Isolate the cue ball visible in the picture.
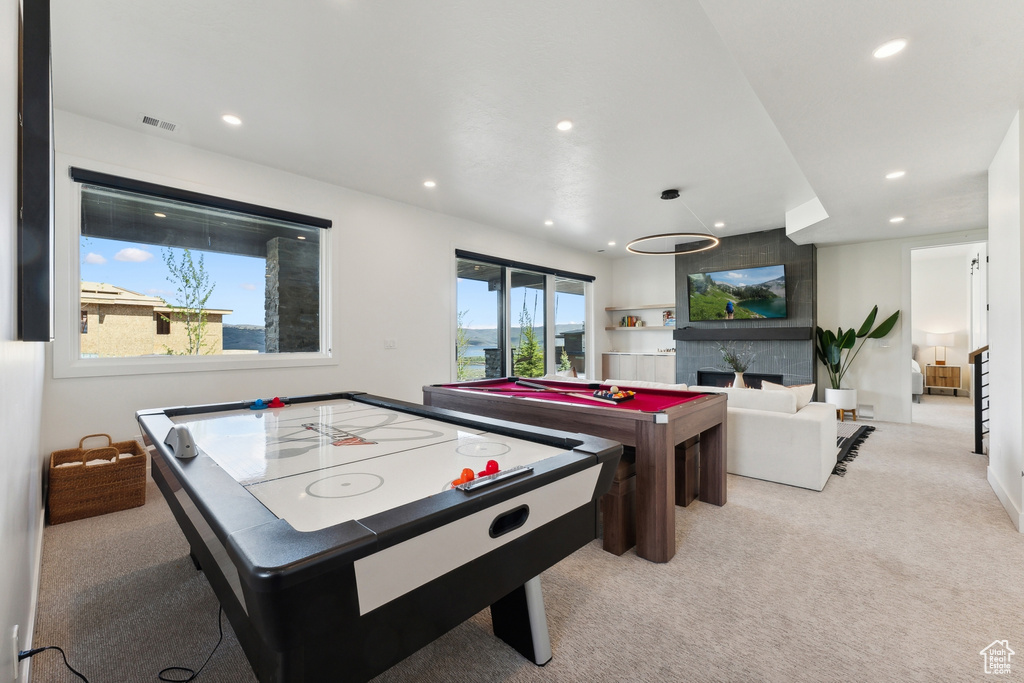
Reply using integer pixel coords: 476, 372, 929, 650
609, 386, 619, 393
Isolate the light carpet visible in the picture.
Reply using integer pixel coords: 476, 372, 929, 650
29, 395, 1023, 682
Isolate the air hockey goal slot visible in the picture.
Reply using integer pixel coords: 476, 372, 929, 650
489, 505, 530, 538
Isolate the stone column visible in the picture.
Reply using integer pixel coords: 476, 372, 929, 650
484, 348, 502, 378
265, 237, 319, 353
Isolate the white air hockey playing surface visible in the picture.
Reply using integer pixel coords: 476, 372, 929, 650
172, 398, 564, 532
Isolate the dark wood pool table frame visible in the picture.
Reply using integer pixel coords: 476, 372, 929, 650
423, 379, 728, 563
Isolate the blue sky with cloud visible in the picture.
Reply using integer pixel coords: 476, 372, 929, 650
80, 237, 267, 325
708, 265, 784, 287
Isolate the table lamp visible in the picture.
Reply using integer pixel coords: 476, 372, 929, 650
926, 332, 954, 365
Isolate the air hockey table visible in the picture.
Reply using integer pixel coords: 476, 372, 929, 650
423, 377, 728, 563
136, 392, 621, 683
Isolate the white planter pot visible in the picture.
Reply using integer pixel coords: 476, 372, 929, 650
733, 372, 746, 389
825, 388, 857, 411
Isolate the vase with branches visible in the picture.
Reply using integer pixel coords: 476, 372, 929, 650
718, 342, 755, 373
718, 342, 755, 388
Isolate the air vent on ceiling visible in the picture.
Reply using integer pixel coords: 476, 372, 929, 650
138, 114, 178, 133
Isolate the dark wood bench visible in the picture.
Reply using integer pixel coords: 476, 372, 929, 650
600, 436, 699, 555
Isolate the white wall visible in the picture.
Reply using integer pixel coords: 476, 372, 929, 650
605, 254, 676, 353
986, 111, 1023, 531
43, 111, 613, 454
0, 0, 47, 677
818, 229, 987, 424
910, 244, 976, 396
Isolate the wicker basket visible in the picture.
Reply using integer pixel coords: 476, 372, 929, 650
48, 433, 147, 525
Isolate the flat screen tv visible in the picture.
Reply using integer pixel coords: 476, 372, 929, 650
687, 265, 787, 321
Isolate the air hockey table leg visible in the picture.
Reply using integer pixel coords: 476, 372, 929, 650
489, 575, 552, 665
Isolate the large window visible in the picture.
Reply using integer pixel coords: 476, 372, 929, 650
555, 276, 586, 376
72, 170, 328, 363
455, 252, 591, 380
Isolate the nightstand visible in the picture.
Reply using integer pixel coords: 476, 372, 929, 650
925, 365, 961, 396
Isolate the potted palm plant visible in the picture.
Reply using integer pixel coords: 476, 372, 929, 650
815, 306, 900, 412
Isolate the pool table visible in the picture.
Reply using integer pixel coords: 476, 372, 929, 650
423, 377, 728, 563
137, 391, 621, 683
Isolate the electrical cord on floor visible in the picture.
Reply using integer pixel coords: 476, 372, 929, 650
158, 606, 225, 682
18, 645, 89, 682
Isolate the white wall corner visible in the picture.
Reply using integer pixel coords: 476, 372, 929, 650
785, 197, 828, 238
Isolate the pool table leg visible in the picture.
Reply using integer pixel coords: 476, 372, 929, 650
490, 576, 552, 665
634, 422, 676, 563
698, 422, 727, 506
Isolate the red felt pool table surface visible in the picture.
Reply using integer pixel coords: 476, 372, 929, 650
423, 377, 728, 563
433, 378, 707, 413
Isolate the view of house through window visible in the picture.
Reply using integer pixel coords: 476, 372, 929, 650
78, 183, 322, 358
456, 255, 588, 380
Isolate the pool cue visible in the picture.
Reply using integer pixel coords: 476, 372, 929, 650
513, 381, 626, 405
455, 384, 622, 405
514, 379, 602, 391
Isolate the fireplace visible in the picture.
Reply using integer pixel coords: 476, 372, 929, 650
697, 371, 783, 389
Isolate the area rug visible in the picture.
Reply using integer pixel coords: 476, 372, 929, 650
833, 423, 875, 476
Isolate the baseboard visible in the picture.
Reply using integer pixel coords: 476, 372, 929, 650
987, 466, 1023, 532
20, 507, 46, 682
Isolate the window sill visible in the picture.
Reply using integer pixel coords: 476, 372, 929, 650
52, 350, 336, 379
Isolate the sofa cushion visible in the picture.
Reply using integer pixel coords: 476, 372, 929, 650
761, 380, 815, 411
689, 385, 797, 414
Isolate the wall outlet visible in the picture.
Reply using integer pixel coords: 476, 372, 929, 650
383, 339, 397, 350
10, 625, 18, 682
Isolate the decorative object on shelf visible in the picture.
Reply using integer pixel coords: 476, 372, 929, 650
663, 310, 675, 326
718, 341, 755, 388
816, 305, 900, 418
626, 189, 721, 255
926, 331, 954, 365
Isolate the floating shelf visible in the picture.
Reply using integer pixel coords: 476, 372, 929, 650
606, 326, 674, 331
605, 303, 674, 312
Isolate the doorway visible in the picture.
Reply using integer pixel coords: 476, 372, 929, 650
909, 242, 987, 426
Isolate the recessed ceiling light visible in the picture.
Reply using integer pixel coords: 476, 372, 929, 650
221, 114, 242, 126
296, 236, 306, 240
556, 120, 573, 131
886, 170, 906, 179
423, 180, 436, 188
890, 216, 905, 223
873, 39, 907, 59
153, 212, 166, 218
544, 220, 554, 226
608, 241, 616, 246
714, 222, 725, 228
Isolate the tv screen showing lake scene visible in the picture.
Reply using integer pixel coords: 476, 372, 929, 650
687, 265, 787, 321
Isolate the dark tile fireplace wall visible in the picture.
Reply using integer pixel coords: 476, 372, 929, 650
674, 228, 817, 390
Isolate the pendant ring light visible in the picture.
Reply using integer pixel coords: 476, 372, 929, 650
626, 232, 720, 255
626, 188, 721, 255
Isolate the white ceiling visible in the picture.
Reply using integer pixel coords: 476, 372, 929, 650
50, 0, 1024, 256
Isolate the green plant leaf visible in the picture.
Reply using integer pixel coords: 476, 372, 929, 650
856, 306, 878, 337
838, 328, 856, 349
867, 310, 900, 338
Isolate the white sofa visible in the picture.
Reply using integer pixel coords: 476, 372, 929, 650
689, 385, 839, 491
